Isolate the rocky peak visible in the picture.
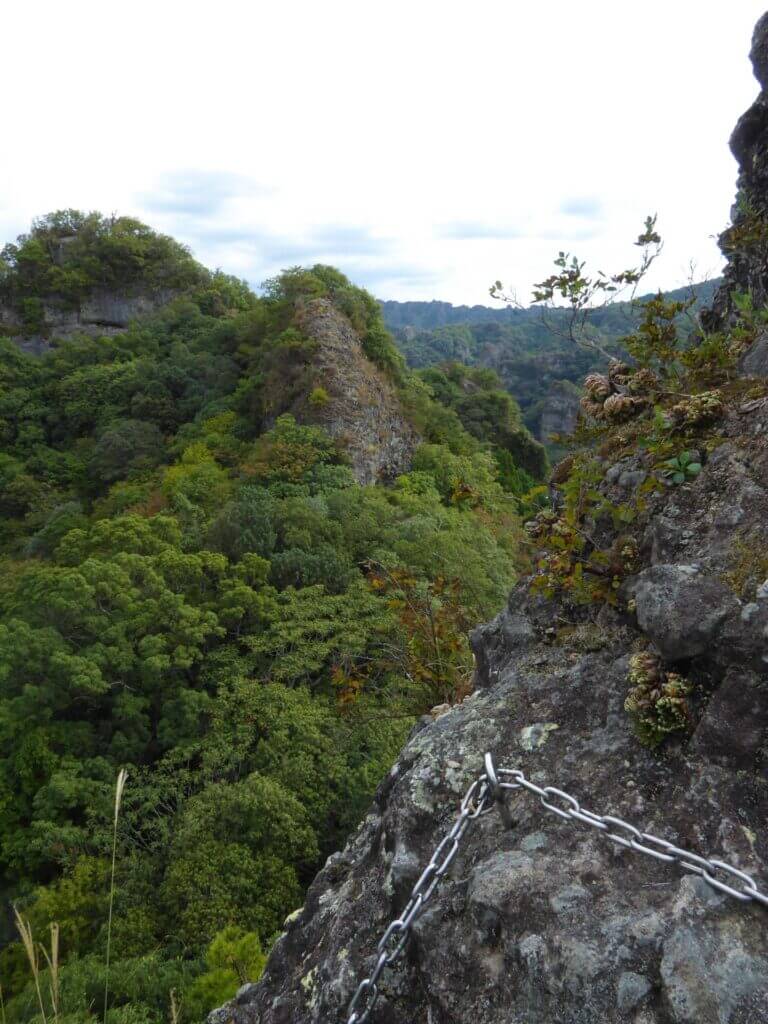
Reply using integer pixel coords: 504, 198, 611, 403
274, 296, 420, 485
0, 210, 203, 354
703, 14, 768, 332
750, 12, 768, 88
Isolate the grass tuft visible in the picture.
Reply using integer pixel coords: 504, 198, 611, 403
13, 909, 47, 1024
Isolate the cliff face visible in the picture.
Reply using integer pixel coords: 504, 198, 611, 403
212, 18, 768, 1024
275, 297, 420, 485
529, 380, 581, 445
704, 12, 768, 335
0, 288, 176, 355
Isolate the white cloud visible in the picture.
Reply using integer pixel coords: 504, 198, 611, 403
1, 0, 765, 303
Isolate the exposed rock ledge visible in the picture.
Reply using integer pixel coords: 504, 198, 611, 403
278, 297, 420, 485
213, 639, 768, 1023
0, 288, 176, 354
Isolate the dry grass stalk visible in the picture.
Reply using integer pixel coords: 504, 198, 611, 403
104, 768, 128, 1024
169, 988, 181, 1024
13, 909, 47, 1024
39, 923, 61, 1023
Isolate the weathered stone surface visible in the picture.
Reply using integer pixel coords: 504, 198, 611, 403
660, 919, 768, 1023
703, 13, 768, 335
625, 564, 740, 661
1, 287, 176, 353
617, 971, 652, 1013
691, 668, 768, 768
286, 297, 420, 484
738, 329, 768, 378
215, 618, 767, 1024
643, 516, 684, 565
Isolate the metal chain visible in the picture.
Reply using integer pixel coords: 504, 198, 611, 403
345, 753, 767, 1024
345, 772, 493, 1023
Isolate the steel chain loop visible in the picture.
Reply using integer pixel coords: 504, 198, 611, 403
346, 756, 767, 1023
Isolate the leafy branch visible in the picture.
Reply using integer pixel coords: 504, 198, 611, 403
491, 215, 662, 359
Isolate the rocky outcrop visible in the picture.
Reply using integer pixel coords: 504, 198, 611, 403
0, 288, 176, 354
212, 362, 768, 1024
703, 13, 768, 331
530, 381, 581, 444
288, 298, 420, 485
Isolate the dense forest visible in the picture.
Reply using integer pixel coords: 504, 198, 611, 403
0, 213, 545, 1023
382, 281, 721, 437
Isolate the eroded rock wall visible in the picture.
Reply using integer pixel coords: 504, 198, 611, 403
703, 12, 768, 331
286, 297, 420, 485
0, 288, 177, 354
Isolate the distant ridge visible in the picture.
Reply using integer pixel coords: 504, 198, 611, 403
380, 279, 722, 330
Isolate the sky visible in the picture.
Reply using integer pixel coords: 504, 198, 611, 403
2, 1, 767, 305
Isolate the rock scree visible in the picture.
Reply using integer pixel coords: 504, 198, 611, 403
210, 18, 768, 1024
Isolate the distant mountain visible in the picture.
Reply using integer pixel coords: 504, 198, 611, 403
381, 280, 722, 451
380, 280, 721, 333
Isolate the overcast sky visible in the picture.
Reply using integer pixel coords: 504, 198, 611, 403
2, 1, 766, 304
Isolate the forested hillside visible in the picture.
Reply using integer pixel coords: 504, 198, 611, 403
0, 212, 544, 1023
382, 280, 721, 443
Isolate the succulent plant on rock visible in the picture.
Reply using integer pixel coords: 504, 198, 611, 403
624, 651, 693, 747
627, 367, 660, 394
584, 373, 613, 400
580, 364, 652, 424
608, 360, 633, 387
670, 390, 724, 427
580, 395, 608, 420
603, 393, 646, 421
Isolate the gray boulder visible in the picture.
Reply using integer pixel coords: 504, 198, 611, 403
624, 564, 740, 661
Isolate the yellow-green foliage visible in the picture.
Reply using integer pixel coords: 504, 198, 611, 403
669, 391, 724, 428
722, 533, 768, 598
624, 652, 692, 748
526, 454, 639, 605
184, 927, 267, 1019
308, 385, 330, 408
162, 444, 232, 513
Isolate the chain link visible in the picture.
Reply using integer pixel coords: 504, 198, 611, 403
497, 766, 768, 908
345, 774, 492, 1023
346, 754, 767, 1023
